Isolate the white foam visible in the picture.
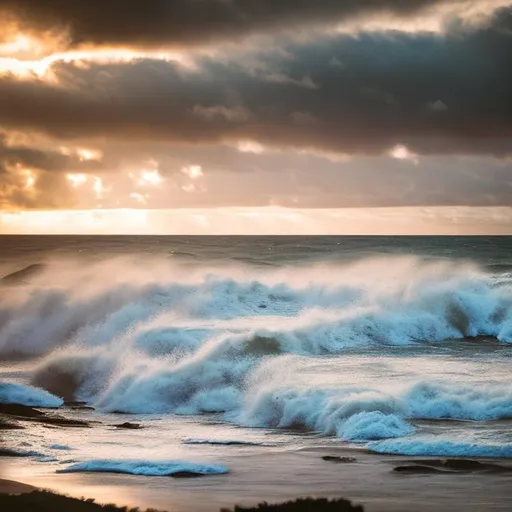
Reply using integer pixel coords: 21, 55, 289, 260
369, 438, 512, 458
338, 412, 414, 440
58, 459, 229, 476
0, 256, 510, 445
0, 381, 63, 407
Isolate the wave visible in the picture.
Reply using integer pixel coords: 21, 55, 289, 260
0, 255, 510, 360
0, 381, 63, 408
1, 256, 511, 450
57, 459, 228, 476
369, 439, 512, 458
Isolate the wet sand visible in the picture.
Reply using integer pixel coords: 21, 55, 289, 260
2, 448, 512, 512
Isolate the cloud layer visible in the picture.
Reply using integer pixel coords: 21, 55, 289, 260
0, 0, 511, 220
0, 0, 471, 48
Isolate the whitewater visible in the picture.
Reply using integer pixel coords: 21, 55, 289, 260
1, 235, 511, 479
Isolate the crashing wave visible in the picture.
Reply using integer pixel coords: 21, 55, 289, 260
0, 256, 510, 444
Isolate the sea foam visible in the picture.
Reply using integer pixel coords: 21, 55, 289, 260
369, 439, 512, 458
58, 459, 228, 476
0, 256, 510, 449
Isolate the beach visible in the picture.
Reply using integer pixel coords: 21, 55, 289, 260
2, 447, 512, 511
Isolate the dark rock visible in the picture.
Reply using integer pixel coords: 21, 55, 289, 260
171, 471, 207, 478
393, 465, 448, 474
442, 459, 496, 471
0, 417, 24, 430
71, 406, 96, 411
258, 304, 268, 309
114, 422, 142, 429
37, 416, 91, 428
0, 448, 31, 457
0, 404, 45, 418
222, 497, 364, 512
0, 404, 90, 428
322, 456, 357, 463
398, 459, 512, 474
64, 401, 88, 407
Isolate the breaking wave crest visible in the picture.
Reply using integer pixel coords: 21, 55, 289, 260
1, 255, 511, 446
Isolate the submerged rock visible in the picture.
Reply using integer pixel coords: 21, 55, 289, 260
395, 459, 512, 474
114, 422, 142, 429
393, 465, 448, 474
0, 448, 31, 457
322, 456, 357, 463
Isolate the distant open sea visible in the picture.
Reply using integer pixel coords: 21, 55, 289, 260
1, 236, 511, 510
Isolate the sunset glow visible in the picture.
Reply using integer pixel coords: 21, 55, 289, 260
0, 1, 511, 234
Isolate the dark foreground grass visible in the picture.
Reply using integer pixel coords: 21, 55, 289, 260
0, 491, 364, 512
222, 497, 364, 511
0, 491, 163, 512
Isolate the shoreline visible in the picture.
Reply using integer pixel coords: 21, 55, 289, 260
2, 449, 512, 512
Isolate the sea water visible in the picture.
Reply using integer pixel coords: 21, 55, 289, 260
0, 236, 511, 483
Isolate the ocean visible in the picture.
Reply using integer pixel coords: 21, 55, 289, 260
1, 236, 511, 511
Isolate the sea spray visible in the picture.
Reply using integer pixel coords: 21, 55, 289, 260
1, 255, 510, 442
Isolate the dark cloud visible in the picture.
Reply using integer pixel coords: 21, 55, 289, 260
2, 17, 512, 157
0, 134, 107, 208
0, 0, 454, 47
0, 134, 103, 173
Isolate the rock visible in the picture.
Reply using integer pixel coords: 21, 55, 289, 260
442, 459, 492, 471
0, 403, 90, 428
114, 422, 142, 429
171, 471, 207, 478
0, 448, 31, 457
64, 401, 88, 407
0, 417, 24, 430
440, 459, 512, 473
0, 404, 45, 418
37, 416, 91, 428
396, 459, 512, 474
393, 465, 447, 474
322, 456, 357, 463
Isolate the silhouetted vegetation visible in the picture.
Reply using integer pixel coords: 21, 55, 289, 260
0, 492, 365, 512
0, 491, 163, 512
222, 497, 364, 512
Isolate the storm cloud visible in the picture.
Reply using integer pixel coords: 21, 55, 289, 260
2, 18, 512, 157
0, 1, 511, 219
0, 0, 475, 48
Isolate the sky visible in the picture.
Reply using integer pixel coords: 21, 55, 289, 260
0, 0, 511, 234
